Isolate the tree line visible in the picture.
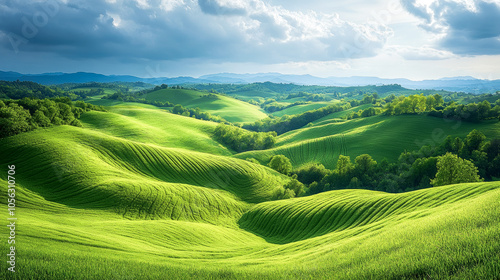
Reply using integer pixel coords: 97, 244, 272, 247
172, 104, 228, 123
104, 91, 175, 107
213, 123, 276, 152
261, 99, 308, 113
0, 97, 106, 138
243, 103, 352, 135
0, 80, 105, 100
253, 129, 499, 196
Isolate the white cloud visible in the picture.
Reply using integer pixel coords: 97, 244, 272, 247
160, 0, 184, 12
387, 45, 456, 60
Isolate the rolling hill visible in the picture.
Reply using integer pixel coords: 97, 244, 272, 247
271, 102, 336, 117
236, 114, 500, 169
1, 170, 498, 279
79, 103, 232, 156
1, 95, 500, 279
141, 88, 268, 123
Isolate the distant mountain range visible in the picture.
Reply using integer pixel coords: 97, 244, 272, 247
1, 70, 500, 94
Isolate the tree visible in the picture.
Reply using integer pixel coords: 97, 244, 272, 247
431, 153, 483, 187
433, 94, 444, 107
354, 154, 377, 175
336, 155, 354, 175
361, 107, 376, 117
284, 179, 305, 197
294, 163, 329, 185
32, 110, 51, 127
268, 155, 292, 175
464, 129, 486, 152
0, 103, 31, 137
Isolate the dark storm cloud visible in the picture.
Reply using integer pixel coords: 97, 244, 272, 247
0, 0, 129, 57
401, 0, 500, 55
0, 0, 391, 63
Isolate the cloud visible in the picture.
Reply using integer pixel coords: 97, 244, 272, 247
387, 45, 456, 60
0, 0, 392, 64
401, 0, 500, 55
198, 0, 247, 16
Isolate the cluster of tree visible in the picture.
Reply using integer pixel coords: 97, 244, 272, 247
243, 103, 351, 134
286, 129, 498, 195
71, 88, 105, 99
150, 84, 188, 91
429, 101, 500, 122
348, 93, 380, 106
171, 104, 227, 123
0, 80, 76, 100
346, 107, 383, 119
213, 123, 276, 152
383, 94, 444, 115
458, 92, 500, 105
261, 155, 305, 199
201, 93, 219, 99
152, 84, 169, 91
343, 94, 500, 123
0, 97, 105, 138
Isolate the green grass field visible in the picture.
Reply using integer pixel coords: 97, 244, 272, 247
271, 101, 337, 117
1, 169, 499, 279
312, 104, 374, 125
1, 103, 499, 279
141, 88, 268, 123
237, 114, 500, 169
80, 103, 232, 156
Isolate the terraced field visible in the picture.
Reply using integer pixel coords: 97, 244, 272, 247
141, 88, 268, 123
237, 114, 500, 169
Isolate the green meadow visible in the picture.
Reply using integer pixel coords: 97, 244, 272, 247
1, 93, 499, 279
237, 114, 500, 169
141, 88, 268, 123
271, 102, 335, 117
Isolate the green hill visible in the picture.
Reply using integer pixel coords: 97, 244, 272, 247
312, 103, 374, 125
271, 102, 335, 117
0, 126, 290, 223
1, 173, 499, 279
80, 103, 231, 155
236, 114, 500, 169
141, 88, 268, 123
1, 97, 500, 279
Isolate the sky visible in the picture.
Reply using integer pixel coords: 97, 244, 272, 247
0, 0, 499, 80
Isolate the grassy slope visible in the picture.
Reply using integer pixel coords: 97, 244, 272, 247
0, 127, 290, 223
271, 102, 335, 117
1, 177, 499, 279
1, 108, 499, 279
312, 103, 374, 125
142, 88, 268, 123
236, 114, 500, 169
80, 103, 231, 156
